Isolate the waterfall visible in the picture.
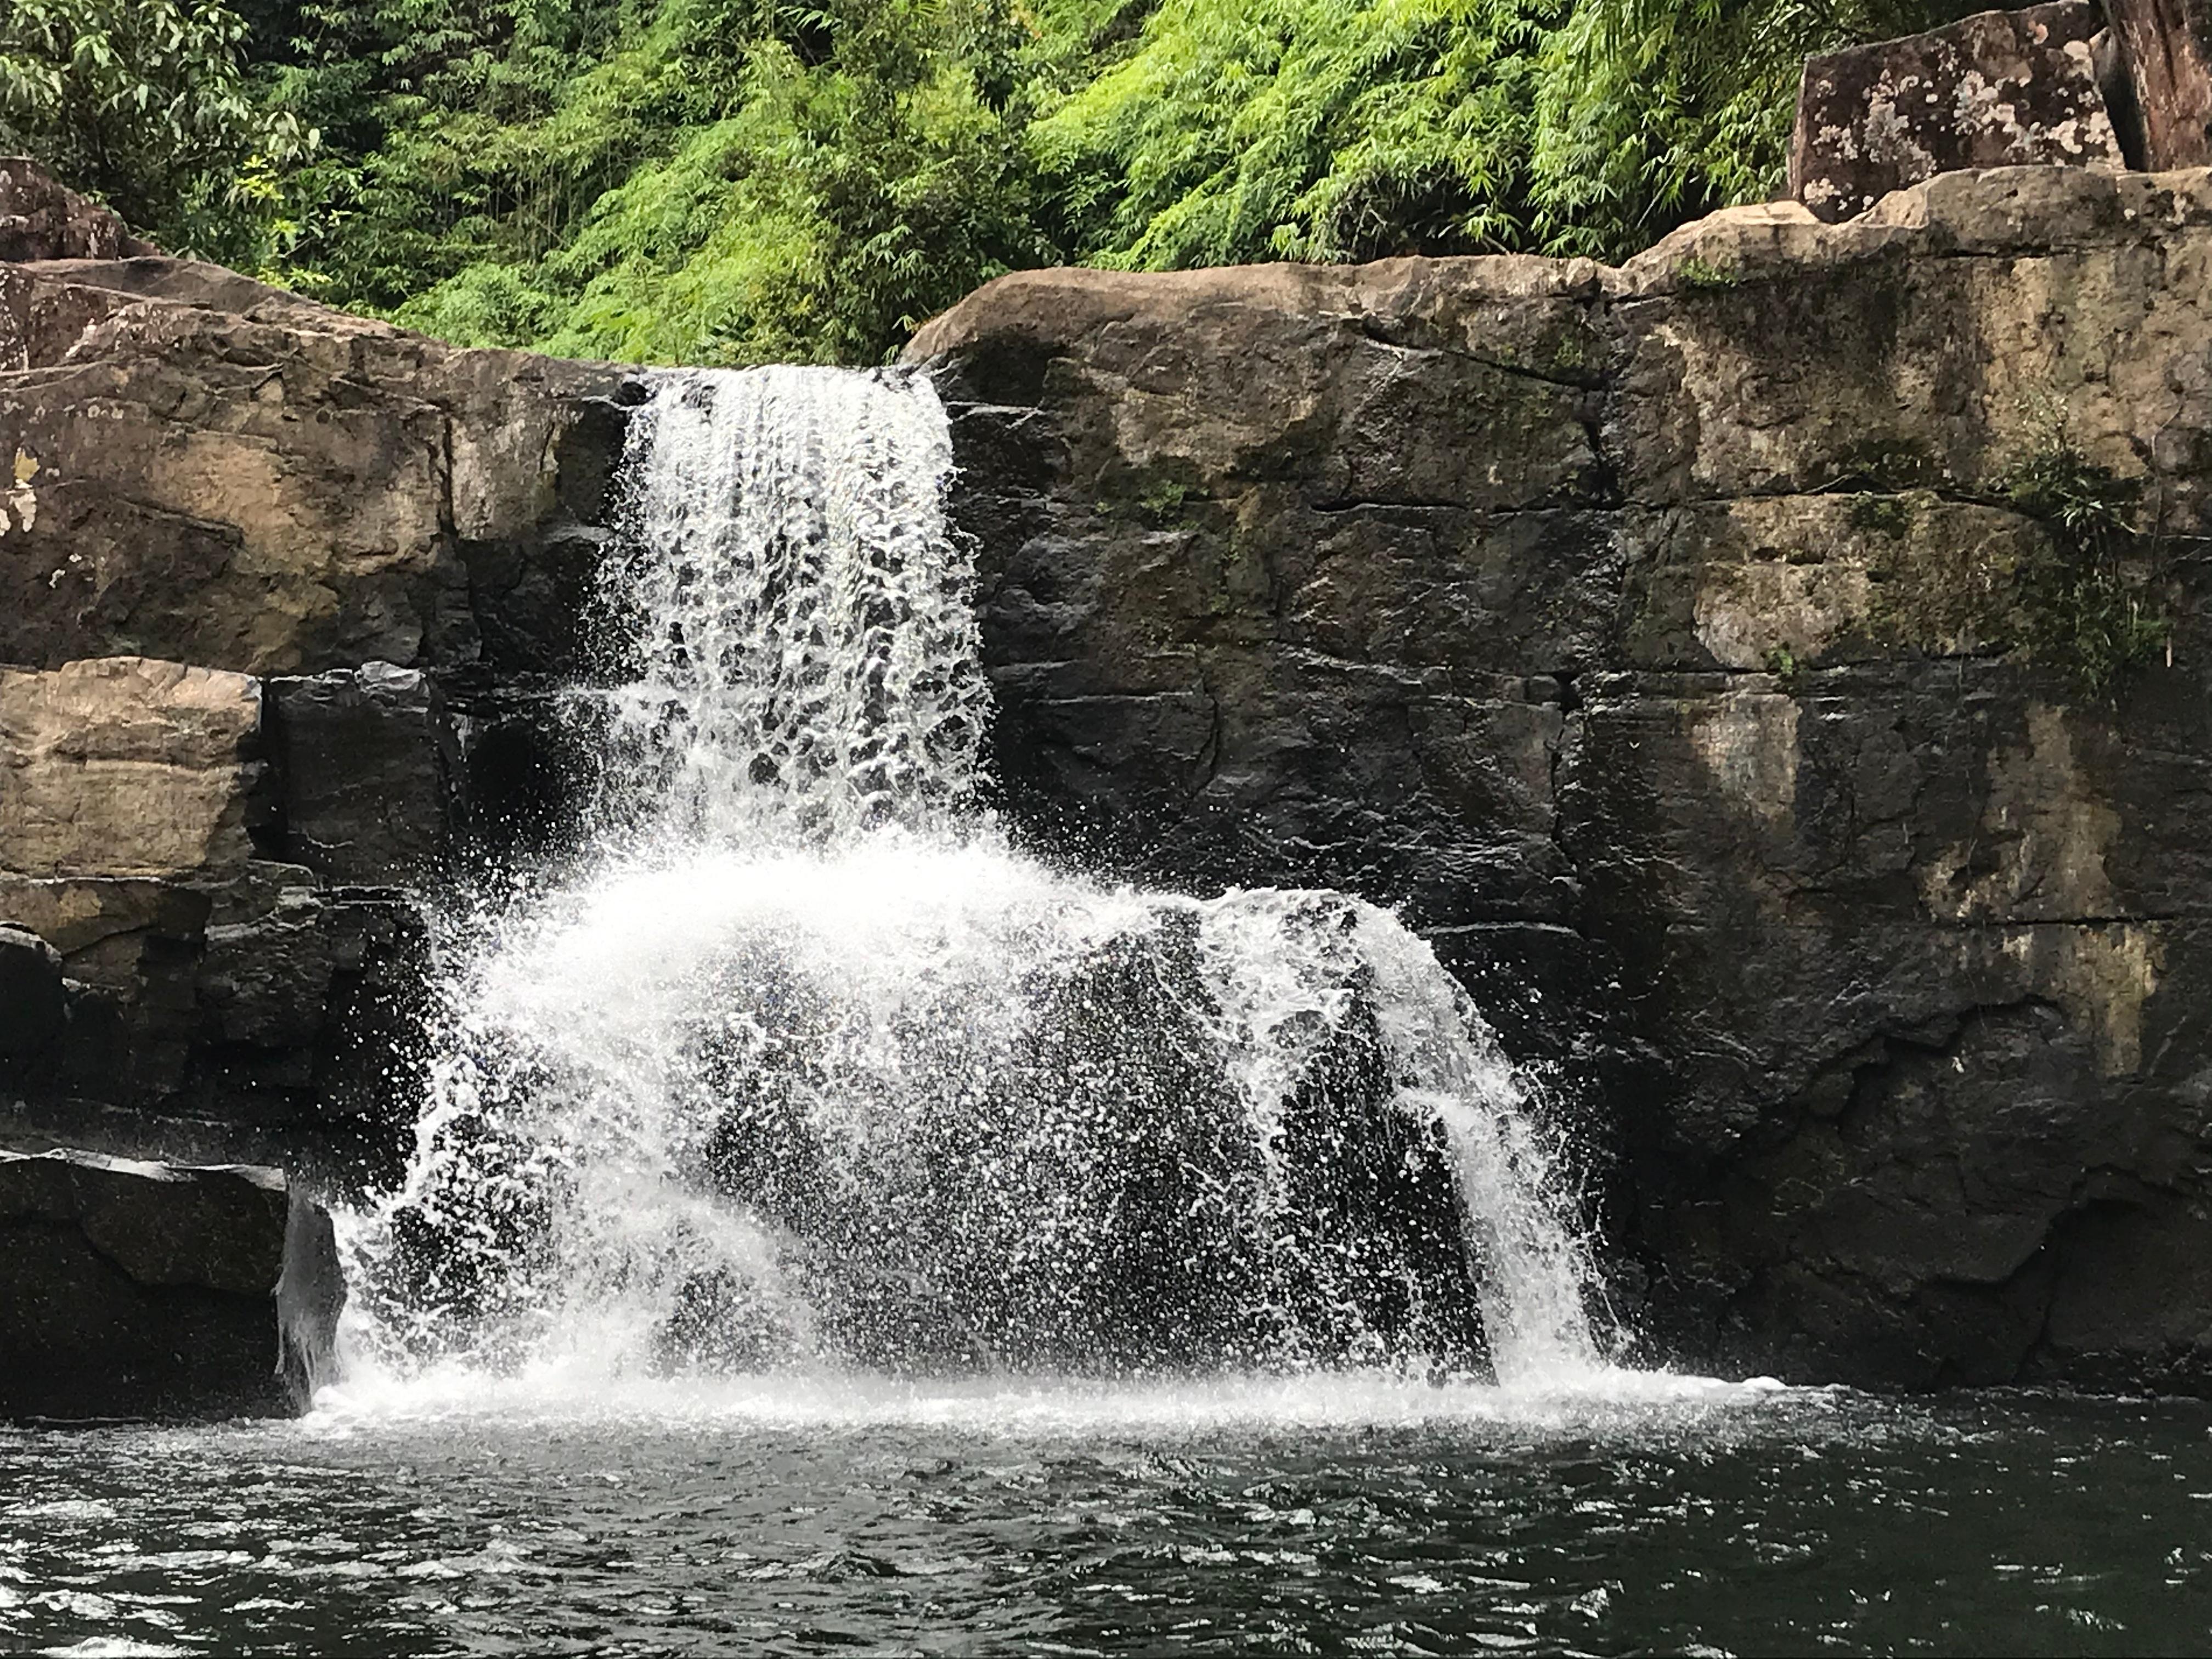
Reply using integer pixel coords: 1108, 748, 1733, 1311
592, 368, 988, 843
337, 366, 1608, 1391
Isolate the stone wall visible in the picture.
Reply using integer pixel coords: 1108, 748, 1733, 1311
907, 165, 2212, 1390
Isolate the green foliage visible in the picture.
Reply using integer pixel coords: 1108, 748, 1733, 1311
1674, 253, 1739, 289
0, 0, 309, 261
1030, 0, 1555, 268
1137, 477, 1193, 520
515, 9, 1052, 366
1032, 0, 1968, 269
18, 0, 1984, 362
257, 0, 1052, 364
1523, 0, 1953, 258
2004, 444, 2171, 700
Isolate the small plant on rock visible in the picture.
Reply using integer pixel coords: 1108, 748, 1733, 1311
1675, 255, 1741, 291
1138, 478, 1193, 522
2002, 442, 2171, 700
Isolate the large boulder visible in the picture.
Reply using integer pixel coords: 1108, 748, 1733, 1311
1790, 4, 2123, 222
0, 1148, 343, 1419
907, 163, 2212, 1390
0, 163, 630, 679
0, 657, 261, 879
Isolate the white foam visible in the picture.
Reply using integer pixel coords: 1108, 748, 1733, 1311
306, 1363, 1781, 1438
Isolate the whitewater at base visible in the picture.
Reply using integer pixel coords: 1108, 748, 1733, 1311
331, 363, 1637, 1411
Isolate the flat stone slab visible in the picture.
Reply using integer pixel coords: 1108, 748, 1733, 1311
1791, 2, 2123, 222
0, 1149, 343, 1420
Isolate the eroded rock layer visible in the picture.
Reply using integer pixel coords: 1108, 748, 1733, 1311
906, 164, 2212, 1390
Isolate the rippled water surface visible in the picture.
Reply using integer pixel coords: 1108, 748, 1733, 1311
3, 1378, 2209, 1656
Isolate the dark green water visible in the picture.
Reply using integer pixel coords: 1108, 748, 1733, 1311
3, 1376, 2207, 1657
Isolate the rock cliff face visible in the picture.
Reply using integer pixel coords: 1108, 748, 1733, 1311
12, 154, 2212, 1390
907, 165, 2212, 1389
0, 162, 628, 1178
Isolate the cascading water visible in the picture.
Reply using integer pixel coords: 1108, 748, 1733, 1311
336, 365, 1610, 1393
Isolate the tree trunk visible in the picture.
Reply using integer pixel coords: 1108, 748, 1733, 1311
2106, 0, 2212, 167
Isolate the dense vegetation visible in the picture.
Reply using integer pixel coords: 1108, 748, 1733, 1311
3, 0, 1967, 364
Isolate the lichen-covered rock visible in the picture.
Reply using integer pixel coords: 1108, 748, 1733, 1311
908, 163, 2212, 1391
0, 1149, 342, 1419
1790, 4, 2122, 223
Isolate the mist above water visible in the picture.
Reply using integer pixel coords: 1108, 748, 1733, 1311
336, 366, 1612, 1400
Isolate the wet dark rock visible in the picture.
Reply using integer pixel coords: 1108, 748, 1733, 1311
456, 389, 637, 680
1790, 3, 2123, 222
0, 865, 428, 1182
668, 905, 1489, 1374
0, 1149, 342, 1419
910, 163, 2212, 1391
266, 663, 456, 883
444, 684, 608, 868
0, 925, 65, 1070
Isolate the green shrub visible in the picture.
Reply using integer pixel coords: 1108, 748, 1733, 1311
263, 0, 1052, 364
1032, 0, 1973, 269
